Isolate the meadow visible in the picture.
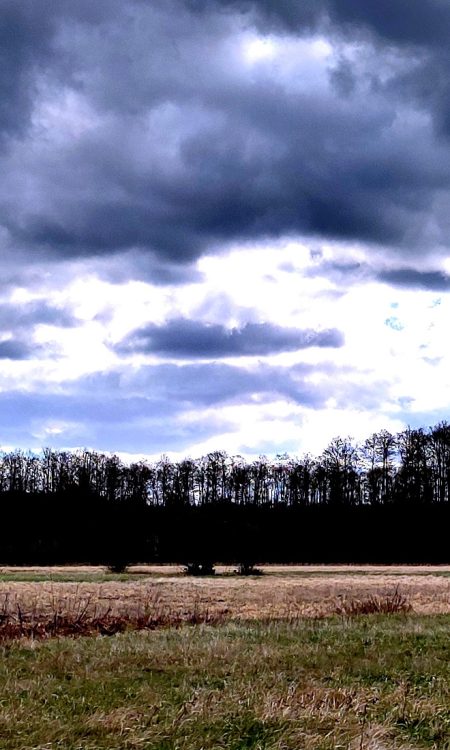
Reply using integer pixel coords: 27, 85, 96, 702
0, 566, 448, 749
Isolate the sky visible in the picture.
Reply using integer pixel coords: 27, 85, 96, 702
1, 0, 450, 461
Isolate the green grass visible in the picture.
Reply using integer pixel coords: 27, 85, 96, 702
0, 615, 448, 749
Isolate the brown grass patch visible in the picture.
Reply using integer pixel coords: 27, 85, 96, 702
333, 588, 413, 616
0, 566, 448, 640
0, 587, 229, 640
1, 563, 450, 575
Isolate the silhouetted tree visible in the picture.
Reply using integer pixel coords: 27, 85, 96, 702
0, 420, 448, 564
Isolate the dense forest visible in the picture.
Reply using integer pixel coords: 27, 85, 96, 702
1, 422, 449, 564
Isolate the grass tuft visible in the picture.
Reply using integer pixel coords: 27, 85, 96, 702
333, 588, 413, 617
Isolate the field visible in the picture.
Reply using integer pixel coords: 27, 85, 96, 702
0, 567, 448, 749
0, 565, 449, 625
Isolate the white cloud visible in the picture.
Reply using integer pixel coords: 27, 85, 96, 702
3, 235, 450, 456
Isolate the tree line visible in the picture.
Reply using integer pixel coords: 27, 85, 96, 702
0, 422, 449, 564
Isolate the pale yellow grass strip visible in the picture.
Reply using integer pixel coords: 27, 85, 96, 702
0, 570, 448, 622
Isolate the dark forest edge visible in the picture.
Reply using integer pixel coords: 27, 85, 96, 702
1, 422, 450, 565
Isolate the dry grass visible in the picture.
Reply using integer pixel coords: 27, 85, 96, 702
333, 588, 413, 616
0, 566, 446, 640
0, 590, 228, 640
1, 564, 450, 575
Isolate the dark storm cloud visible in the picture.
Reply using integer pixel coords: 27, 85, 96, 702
0, 0, 123, 142
0, 0, 54, 141
0, 0, 450, 278
189, 0, 450, 139
378, 268, 450, 291
327, 1, 450, 48
116, 319, 344, 358
189, 0, 450, 47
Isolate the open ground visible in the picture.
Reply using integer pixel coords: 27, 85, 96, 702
0, 567, 448, 750
0, 565, 448, 623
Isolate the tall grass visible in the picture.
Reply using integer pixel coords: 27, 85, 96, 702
333, 588, 413, 616
0, 589, 229, 640
0, 586, 415, 641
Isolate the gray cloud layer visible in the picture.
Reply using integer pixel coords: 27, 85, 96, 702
0, 357, 382, 452
117, 319, 344, 358
378, 268, 450, 291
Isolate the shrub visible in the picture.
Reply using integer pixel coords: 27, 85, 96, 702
183, 561, 215, 576
235, 562, 263, 576
106, 560, 129, 574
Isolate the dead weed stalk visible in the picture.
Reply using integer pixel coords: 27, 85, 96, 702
0, 590, 228, 641
334, 587, 413, 617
